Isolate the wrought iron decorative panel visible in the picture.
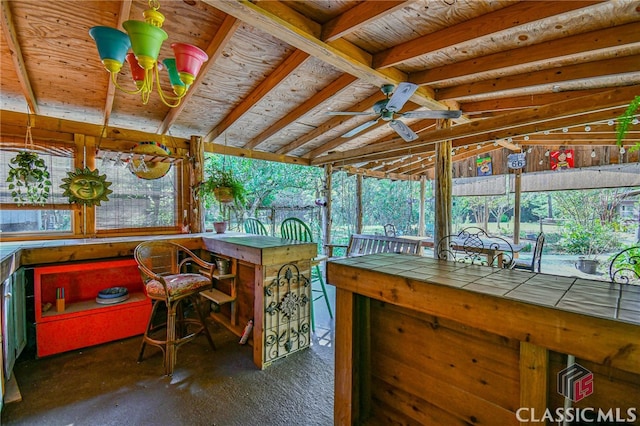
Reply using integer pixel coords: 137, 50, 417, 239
263, 262, 311, 364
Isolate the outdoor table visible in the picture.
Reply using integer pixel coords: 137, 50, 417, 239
327, 253, 639, 425
400, 235, 523, 265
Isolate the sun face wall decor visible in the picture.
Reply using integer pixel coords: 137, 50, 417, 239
61, 167, 113, 206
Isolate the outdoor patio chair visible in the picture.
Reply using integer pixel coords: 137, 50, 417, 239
383, 223, 397, 237
609, 246, 640, 285
280, 217, 333, 331
244, 217, 268, 236
513, 232, 545, 273
134, 241, 216, 375
436, 226, 515, 269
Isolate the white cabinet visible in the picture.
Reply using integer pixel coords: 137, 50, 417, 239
2, 267, 26, 381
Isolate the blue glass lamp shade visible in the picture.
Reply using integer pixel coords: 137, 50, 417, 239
122, 20, 167, 70
89, 26, 132, 74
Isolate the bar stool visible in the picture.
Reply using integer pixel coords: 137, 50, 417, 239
134, 241, 216, 376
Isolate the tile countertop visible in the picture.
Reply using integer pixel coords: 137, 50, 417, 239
328, 253, 640, 327
0, 232, 247, 281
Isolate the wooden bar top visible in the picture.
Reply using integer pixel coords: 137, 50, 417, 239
202, 234, 317, 266
327, 253, 640, 373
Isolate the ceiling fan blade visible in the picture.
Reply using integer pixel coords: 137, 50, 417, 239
400, 109, 462, 119
342, 118, 380, 138
327, 111, 377, 116
389, 119, 418, 142
386, 82, 418, 112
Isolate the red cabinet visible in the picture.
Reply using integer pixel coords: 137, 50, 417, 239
34, 258, 151, 357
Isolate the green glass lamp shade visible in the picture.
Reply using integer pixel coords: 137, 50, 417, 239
122, 20, 167, 70
171, 43, 208, 86
162, 58, 185, 87
89, 26, 131, 73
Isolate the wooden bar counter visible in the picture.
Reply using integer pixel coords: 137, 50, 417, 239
202, 234, 317, 369
327, 253, 640, 425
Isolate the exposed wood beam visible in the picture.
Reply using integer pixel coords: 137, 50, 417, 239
1, 0, 39, 114
159, 14, 240, 135
411, 22, 640, 87
436, 55, 640, 102
206, 141, 310, 166
312, 86, 635, 166
277, 90, 382, 155
373, 1, 599, 69
101, 0, 132, 128
321, 1, 409, 42
205, 0, 451, 113
205, 49, 310, 142
338, 165, 419, 181
243, 74, 357, 150
461, 89, 610, 114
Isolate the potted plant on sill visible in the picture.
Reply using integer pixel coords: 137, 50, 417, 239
560, 221, 620, 275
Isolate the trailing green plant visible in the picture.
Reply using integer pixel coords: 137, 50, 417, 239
616, 95, 640, 150
6, 151, 52, 205
197, 167, 246, 208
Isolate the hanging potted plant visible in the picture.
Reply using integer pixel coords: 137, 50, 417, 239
6, 151, 52, 205
198, 167, 246, 206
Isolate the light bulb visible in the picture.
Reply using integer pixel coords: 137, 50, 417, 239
545, 150, 550, 157
585, 125, 591, 132
608, 120, 614, 126
620, 147, 626, 155
591, 150, 596, 158
524, 135, 529, 141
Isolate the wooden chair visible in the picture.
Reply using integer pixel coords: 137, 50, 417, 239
244, 217, 268, 235
513, 232, 545, 273
609, 246, 640, 285
134, 241, 216, 376
383, 223, 397, 237
436, 226, 515, 268
280, 217, 333, 331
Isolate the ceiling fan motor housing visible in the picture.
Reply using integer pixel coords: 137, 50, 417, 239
373, 99, 394, 120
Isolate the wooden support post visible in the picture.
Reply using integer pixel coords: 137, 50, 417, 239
418, 176, 426, 237
191, 135, 204, 233
334, 287, 357, 425
519, 341, 548, 425
514, 168, 522, 244
84, 135, 97, 237
324, 164, 333, 253
434, 119, 452, 256
73, 134, 86, 237
356, 174, 363, 234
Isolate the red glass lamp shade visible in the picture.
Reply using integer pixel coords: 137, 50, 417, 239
126, 53, 147, 88
171, 43, 208, 86
89, 26, 131, 73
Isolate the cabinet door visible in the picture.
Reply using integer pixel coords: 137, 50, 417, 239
2, 275, 15, 378
12, 268, 26, 356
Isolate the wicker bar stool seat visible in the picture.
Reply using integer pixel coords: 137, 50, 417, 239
134, 241, 216, 376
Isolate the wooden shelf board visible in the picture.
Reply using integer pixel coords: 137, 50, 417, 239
39, 291, 148, 321
200, 288, 235, 305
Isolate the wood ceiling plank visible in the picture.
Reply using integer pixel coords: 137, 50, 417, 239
243, 73, 358, 150
1, 0, 38, 114
411, 22, 640, 87
437, 55, 640, 102
321, 1, 410, 42
158, 14, 240, 135
461, 89, 611, 114
205, 49, 310, 142
311, 86, 635, 165
205, 0, 449, 112
102, 0, 132, 128
372, 1, 600, 70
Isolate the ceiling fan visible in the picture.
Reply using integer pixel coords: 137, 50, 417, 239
328, 82, 462, 142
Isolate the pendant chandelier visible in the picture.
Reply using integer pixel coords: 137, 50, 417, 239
89, 0, 208, 107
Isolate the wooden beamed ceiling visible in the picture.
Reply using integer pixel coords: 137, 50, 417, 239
0, 0, 639, 180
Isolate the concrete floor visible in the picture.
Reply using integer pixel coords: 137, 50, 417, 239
2, 285, 336, 426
